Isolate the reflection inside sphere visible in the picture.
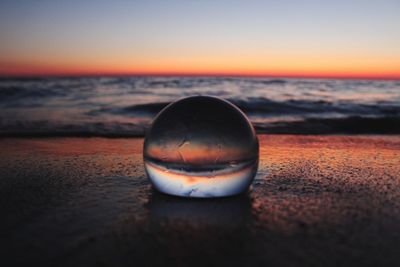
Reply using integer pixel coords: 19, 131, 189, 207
143, 96, 259, 198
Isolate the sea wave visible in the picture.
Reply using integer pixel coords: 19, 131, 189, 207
90, 98, 400, 117
0, 76, 399, 136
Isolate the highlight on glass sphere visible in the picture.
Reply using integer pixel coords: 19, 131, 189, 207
143, 96, 259, 198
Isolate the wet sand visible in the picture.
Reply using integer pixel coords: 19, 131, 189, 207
1, 135, 400, 266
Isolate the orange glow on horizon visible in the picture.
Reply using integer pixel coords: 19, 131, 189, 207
1, 57, 399, 80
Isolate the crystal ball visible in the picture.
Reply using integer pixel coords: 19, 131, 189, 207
143, 96, 259, 198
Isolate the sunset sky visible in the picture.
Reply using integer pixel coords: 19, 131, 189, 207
0, 0, 399, 79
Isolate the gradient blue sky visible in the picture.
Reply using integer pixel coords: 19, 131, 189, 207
1, 0, 399, 78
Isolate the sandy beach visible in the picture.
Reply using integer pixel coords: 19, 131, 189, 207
1, 134, 400, 266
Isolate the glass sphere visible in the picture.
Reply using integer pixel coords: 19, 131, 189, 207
143, 96, 259, 198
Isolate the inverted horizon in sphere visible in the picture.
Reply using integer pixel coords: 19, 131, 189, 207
143, 96, 259, 197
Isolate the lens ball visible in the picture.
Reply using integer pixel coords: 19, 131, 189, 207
143, 96, 259, 198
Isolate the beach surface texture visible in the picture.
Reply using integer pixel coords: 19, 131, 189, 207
2, 135, 400, 266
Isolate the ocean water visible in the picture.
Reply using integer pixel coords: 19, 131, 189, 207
0, 77, 399, 136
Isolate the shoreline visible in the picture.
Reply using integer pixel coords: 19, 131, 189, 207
2, 115, 400, 138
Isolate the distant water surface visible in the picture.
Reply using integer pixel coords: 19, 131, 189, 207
0, 77, 399, 136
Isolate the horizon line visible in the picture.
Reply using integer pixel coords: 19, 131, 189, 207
1, 72, 399, 81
